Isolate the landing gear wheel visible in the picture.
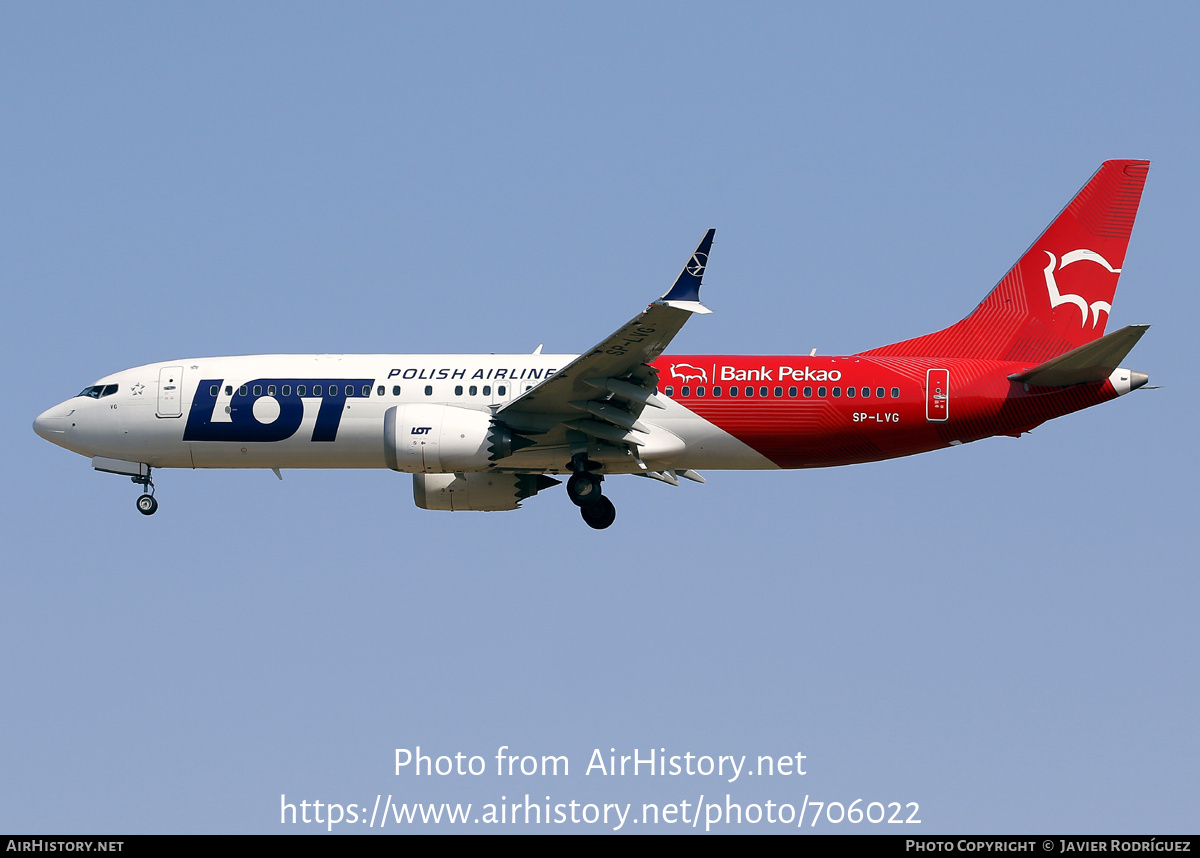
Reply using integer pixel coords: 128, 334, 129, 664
136, 494, 158, 516
566, 472, 602, 506
580, 496, 616, 530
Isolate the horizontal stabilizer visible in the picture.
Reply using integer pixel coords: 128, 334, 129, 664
1009, 324, 1149, 387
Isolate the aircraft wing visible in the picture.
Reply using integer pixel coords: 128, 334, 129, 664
492, 229, 714, 462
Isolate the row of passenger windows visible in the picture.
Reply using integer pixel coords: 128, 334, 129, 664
203, 381, 902, 401
455, 384, 504, 397
77, 384, 119, 399
208, 383, 536, 398
210, 383, 375, 398
664, 385, 900, 399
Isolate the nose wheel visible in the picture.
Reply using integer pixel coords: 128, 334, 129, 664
132, 468, 158, 516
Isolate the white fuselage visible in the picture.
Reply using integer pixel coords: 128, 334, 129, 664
33, 354, 774, 474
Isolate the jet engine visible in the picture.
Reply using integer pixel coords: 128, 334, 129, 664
385, 404, 515, 472
413, 472, 561, 511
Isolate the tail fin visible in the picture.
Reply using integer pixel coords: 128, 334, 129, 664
860, 160, 1150, 362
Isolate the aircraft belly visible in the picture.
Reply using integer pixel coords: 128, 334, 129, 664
651, 412, 779, 470
487, 411, 777, 474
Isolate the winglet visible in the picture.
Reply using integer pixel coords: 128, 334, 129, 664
658, 228, 715, 313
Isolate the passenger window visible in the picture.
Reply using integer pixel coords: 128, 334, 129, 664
877, 387, 886, 399
695, 386, 704, 397
209, 385, 219, 396
253, 385, 262, 396
773, 386, 782, 397
789, 386, 797, 397
713, 386, 721, 397
846, 386, 855, 398
861, 387, 870, 398
314, 385, 322, 396
483, 385, 491, 396
225, 386, 232, 396
377, 385, 384, 396
455, 385, 463, 396
297, 385, 306, 396
818, 386, 827, 397
392, 386, 401, 396
239, 385, 248, 396
832, 387, 841, 397
728, 386, 737, 397
425, 385, 433, 396
803, 386, 812, 397
665, 386, 674, 396
469, 385, 478, 396
283, 385, 291, 396
745, 387, 754, 397
267, 385, 276, 396
362, 385, 370, 396
682, 386, 690, 397
498, 385, 506, 396
891, 387, 899, 398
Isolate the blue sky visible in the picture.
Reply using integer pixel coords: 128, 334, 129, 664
3, 2, 1196, 833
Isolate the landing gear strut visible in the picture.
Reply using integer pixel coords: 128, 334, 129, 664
566, 456, 615, 529
132, 468, 158, 516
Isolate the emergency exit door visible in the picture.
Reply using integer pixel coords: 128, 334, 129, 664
157, 366, 184, 417
926, 368, 949, 422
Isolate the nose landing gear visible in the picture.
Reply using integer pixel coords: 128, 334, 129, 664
132, 468, 158, 516
565, 457, 616, 529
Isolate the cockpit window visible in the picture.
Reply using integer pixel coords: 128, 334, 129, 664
76, 384, 119, 399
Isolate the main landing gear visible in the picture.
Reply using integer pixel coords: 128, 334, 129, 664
133, 467, 158, 516
566, 459, 616, 530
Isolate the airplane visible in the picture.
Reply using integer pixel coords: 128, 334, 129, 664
34, 159, 1152, 529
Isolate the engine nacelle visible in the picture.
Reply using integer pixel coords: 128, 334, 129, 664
384, 404, 505, 473
413, 473, 561, 511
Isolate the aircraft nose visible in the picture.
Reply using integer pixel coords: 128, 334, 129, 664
33, 405, 69, 443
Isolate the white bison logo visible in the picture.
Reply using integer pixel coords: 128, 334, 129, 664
1043, 249, 1120, 328
670, 363, 707, 384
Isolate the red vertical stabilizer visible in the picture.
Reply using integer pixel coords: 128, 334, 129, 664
860, 160, 1149, 363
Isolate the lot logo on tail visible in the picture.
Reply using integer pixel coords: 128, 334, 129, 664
685, 252, 708, 277
1043, 249, 1121, 328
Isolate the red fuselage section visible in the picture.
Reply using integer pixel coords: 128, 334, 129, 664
654, 354, 1117, 468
